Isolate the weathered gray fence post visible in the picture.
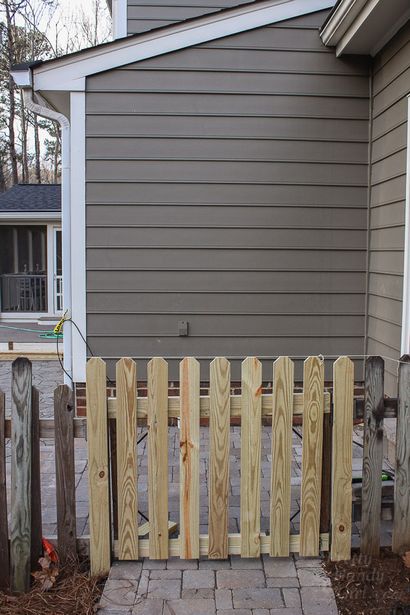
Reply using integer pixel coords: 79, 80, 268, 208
361, 356, 384, 557
10, 357, 32, 593
30, 387, 42, 570
0, 388, 9, 589
392, 356, 410, 553
54, 385, 77, 565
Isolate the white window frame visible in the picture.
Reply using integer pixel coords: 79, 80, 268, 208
0, 220, 62, 321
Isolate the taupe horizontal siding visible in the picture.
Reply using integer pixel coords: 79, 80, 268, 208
86, 12, 369, 377
87, 205, 366, 227
87, 270, 366, 292
367, 20, 410, 394
87, 184, 367, 206
86, 160, 367, 185
126, 3, 343, 36
87, 137, 369, 161
127, 0, 251, 34
87, 71, 368, 97
87, 293, 365, 314
87, 248, 366, 271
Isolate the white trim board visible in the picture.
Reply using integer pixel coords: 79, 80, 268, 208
112, 0, 127, 39
0, 212, 60, 221
401, 95, 410, 356
69, 92, 87, 383
27, 0, 335, 92
321, 0, 410, 56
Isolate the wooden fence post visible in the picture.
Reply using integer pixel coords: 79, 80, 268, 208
180, 357, 200, 559
0, 388, 9, 589
208, 357, 230, 559
331, 357, 354, 561
10, 357, 32, 593
392, 356, 410, 553
54, 385, 77, 565
270, 356, 294, 557
300, 356, 324, 557
116, 358, 138, 561
87, 358, 111, 576
30, 387, 42, 570
147, 357, 169, 559
240, 357, 262, 558
361, 356, 384, 557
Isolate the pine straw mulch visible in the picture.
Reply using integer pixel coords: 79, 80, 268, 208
323, 548, 410, 615
0, 559, 106, 615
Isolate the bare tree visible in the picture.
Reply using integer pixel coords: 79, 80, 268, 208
0, 0, 111, 186
0, 0, 27, 184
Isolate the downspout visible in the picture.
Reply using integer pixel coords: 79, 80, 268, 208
21, 87, 73, 386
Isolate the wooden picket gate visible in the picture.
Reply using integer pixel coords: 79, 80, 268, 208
86, 355, 355, 575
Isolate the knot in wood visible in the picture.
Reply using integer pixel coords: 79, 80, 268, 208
99, 470, 105, 478
339, 524, 345, 532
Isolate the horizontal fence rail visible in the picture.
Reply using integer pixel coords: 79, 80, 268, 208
1, 354, 410, 588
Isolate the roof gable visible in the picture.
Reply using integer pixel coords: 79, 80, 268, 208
12, 0, 335, 93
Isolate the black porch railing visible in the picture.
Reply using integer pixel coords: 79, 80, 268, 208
0, 273, 47, 312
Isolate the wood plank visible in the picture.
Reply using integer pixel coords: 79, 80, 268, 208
240, 357, 262, 558
0, 389, 9, 590
116, 358, 138, 560
361, 356, 384, 557
5, 418, 87, 440
46, 531, 329, 559
147, 357, 169, 559
270, 357, 294, 557
392, 356, 410, 553
331, 357, 354, 561
180, 357, 200, 559
10, 357, 32, 593
208, 357, 230, 559
54, 385, 77, 565
113, 533, 330, 558
138, 520, 178, 537
87, 358, 111, 576
30, 387, 42, 570
107, 392, 331, 419
300, 356, 324, 557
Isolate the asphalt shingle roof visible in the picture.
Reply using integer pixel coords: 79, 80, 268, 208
0, 184, 61, 212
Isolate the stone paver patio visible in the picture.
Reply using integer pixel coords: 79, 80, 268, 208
98, 555, 338, 614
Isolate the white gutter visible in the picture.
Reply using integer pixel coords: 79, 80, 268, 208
16, 83, 73, 386
0, 212, 61, 220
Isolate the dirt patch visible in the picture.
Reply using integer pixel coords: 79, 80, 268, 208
324, 548, 410, 615
0, 561, 105, 615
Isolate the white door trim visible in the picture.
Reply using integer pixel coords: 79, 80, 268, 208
401, 94, 410, 355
